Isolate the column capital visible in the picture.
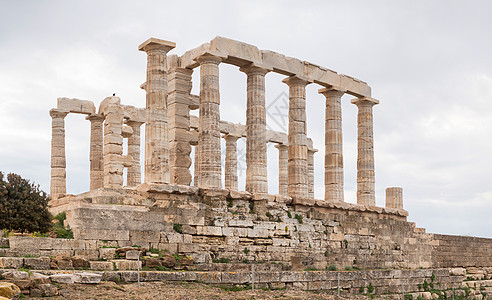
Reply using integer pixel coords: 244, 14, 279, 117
282, 75, 309, 87
49, 109, 68, 119
239, 63, 271, 76
351, 96, 380, 106
274, 143, 288, 150
138, 37, 176, 53
223, 134, 240, 142
85, 114, 104, 122
196, 53, 222, 65
126, 119, 145, 127
318, 87, 346, 97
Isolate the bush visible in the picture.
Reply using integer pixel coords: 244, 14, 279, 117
0, 172, 51, 233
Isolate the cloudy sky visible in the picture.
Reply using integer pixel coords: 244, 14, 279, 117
1, 1, 491, 238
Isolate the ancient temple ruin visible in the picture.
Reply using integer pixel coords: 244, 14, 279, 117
48, 37, 491, 270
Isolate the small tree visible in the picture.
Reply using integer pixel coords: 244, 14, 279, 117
0, 172, 52, 233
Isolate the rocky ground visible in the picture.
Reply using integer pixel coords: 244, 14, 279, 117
24, 281, 372, 299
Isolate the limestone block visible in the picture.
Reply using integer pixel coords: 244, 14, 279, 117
89, 261, 114, 271
74, 272, 102, 284
98, 248, 116, 260
210, 36, 261, 64
449, 268, 466, 276
9, 237, 53, 250
36, 283, 58, 297
50, 273, 75, 284
112, 259, 142, 270
57, 97, 96, 115
23, 257, 50, 270
165, 233, 184, 244
77, 229, 129, 241
0, 257, 23, 269
340, 74, 371, 97
52, 239, 85, 250
74, 250, 99, 261
228, 219, 254, 227
125, 250, 141, 260
129, 230, 160, 244
196, 226, 223, 236
261, 50, 303, 75
1, 271, 29, 280
0, 282, 21, 299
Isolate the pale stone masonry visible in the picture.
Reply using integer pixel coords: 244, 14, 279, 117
101, 97, 125, 188
283, 76, 309, 199
351, 97, 379, 206
49, 109, 68, 199
224, 135, 239, 191
319, 88, 345, 203
196, 54, 222, 189
126, 120, 143, 187
167, 61, 194, 186
275, 144, 288, 196
139, 38, 175, 184
87, 114, 104, 190
240, 65, 270, 194
386, 187, 403, 209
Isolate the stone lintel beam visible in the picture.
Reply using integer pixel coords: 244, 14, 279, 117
178, 36, 371, 97
57, 97, 96, 115
138, 37, 176, 53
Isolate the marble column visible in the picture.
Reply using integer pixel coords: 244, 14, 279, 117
50, 109, 68, 199
168, 67, 193, 185
126, 120, 143, 187
193, 144, 199, 187
224, 135, 239, 191
307, 148, 317, 199
386, 187, 403, 209
87, 114, 104, 190
351, 97, 379, 206
139, 38, 175, 184
274, 144, 288, 196
319, 88, 345, 203
282, 76, 309, 199
196, 54, 222, 189
103, 99, 124, 188
240, 65, 269, 194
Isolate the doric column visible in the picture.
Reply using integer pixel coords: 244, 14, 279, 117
319, 88, 345, 203
274, 144, 288, 196
224, 135, 239, 191
307, 148, 317, 199
282, 76, 309, 199
126, 120, 144, 187
102, 98, 124, 188
50, 109, 68, 199
193, 144, 199, 187
139, 38, 175, 184
240, 64, 269, 194
168, 66, 193, 185
386, 187, 403, 209
87, 114, 104, 190
351, 97, 379, 206
196, 54, 222, 189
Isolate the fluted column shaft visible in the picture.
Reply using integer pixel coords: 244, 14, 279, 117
224, 135, 239, 191
282, 76, 309, 199
275, 144, 288, 196
386, 187, 403, 209
319, 88, 345, 203
193, 143, 200, 187
197, 55, 222, 188
87, 115, 104, 190
139, 39, 175, 184
351, 97, 379, 206
307, 148, 317, 199
127, 121, 143, 187
168, 67, 193, 185
50, 109, 68, 199
103, 101, 124, 188
240, 65, 269, 194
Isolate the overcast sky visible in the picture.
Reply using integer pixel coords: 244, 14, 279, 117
0, 0, 491, 238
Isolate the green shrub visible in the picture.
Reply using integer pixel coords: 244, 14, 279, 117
294, 214, 303, 224
287, 211, 292, 218
0, 172, 51, 234
326, 264, 337, 271
173, 223, 182, 233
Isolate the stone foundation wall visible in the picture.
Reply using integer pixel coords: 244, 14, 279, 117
48, 185, 492, 270
432, 234, 492, 268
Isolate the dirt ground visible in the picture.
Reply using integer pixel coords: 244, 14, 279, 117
25, 281, 374, 299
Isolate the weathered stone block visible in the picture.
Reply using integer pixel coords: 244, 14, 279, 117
0, 257, 23, 269
23, 257, 50, 270
112, 259, 142, 270
89, 261, 114, 271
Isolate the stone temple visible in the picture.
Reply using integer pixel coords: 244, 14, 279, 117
47, 37, 491, 271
